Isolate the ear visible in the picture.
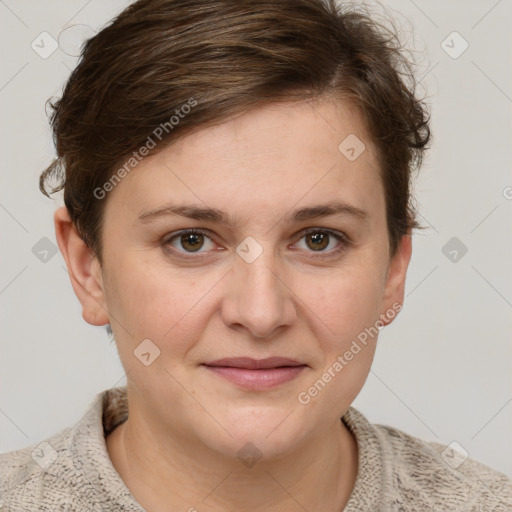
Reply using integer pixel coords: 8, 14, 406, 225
54, 206, 110, 326
379, 233, 412, 327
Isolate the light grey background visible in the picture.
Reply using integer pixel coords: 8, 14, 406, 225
1, 0, 511, 477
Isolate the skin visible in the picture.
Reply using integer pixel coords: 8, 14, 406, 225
54, 96, 412, 511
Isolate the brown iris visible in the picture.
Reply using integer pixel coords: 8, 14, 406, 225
305, 232, 329, 251
180, 232, 205, 252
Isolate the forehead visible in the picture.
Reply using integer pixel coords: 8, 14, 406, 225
104, 97, 384, 226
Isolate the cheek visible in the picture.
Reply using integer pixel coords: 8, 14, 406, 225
104, 257, 218, 355
297, 261, 384, 393
300, 275, 380, 411
302, 262, 385, 340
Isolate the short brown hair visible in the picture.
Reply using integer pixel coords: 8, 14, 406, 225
40, 0, 431, 264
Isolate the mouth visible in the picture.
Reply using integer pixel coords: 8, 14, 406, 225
202, 357, 307, 389
204, 357, 306, 369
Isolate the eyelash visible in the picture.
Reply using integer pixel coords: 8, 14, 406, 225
162, 227, 352, 260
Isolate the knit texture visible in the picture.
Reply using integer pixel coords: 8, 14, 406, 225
1, 387, 511, 511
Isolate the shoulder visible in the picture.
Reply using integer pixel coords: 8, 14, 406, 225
374, 418, 512, 510
0, 388, 126, 511
0, 426, 92, 510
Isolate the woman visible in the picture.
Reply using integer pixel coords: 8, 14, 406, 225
1, 0, 511, 510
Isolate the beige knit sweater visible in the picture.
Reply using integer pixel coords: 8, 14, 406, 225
1, 386, 511, 511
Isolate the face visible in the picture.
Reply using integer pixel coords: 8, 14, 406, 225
61, 97, 411, 460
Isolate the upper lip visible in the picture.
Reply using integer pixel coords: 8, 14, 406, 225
203, 357, 305, 369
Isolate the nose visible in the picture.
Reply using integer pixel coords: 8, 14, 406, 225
220, 247, 297, 339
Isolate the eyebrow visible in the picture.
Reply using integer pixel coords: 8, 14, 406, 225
136, 200, 369, 227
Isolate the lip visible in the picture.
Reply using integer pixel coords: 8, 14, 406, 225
202, 357, 307, 390
204, 357, 304, 369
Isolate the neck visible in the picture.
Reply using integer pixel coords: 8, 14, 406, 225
106, 396, 358, 512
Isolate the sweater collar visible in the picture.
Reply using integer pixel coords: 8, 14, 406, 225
67, 386, 387, 510
67, 387, 143, 510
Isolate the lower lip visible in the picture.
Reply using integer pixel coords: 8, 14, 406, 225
203, 365, 306, 390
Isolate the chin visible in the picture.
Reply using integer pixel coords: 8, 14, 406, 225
198, 404, 311, 462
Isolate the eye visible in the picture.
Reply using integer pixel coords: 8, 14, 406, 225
293, 228, 350, 257
164, 228, 217, 256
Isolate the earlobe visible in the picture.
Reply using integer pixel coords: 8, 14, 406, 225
54, 206, 110, 326
379, 233, 412, 327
